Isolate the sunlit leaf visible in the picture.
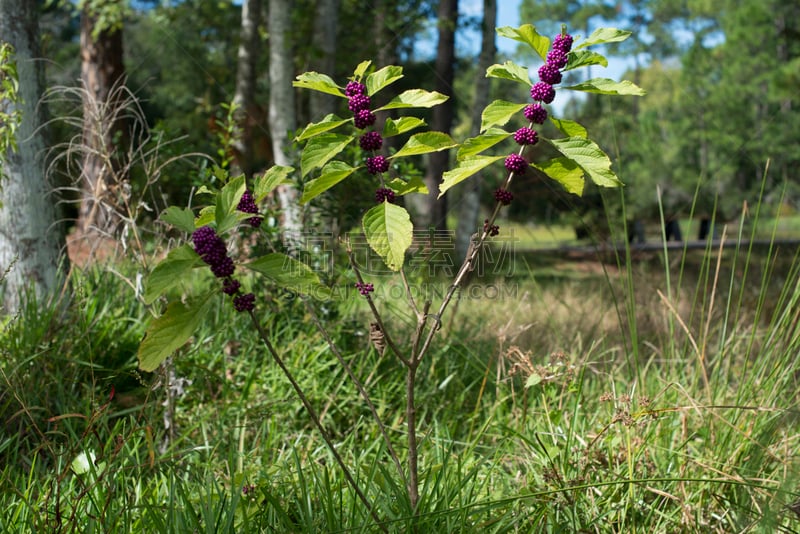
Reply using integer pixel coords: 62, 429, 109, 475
480, 100, 526, 132
391, 132, 457, 159
353, 60, 372, 79
549, 117, 588, 138
144, 245, 202, 305
366, 65, 403, 96
564, 78, 646, 96
439, 155, 504, 197
300, 161, 356, 204
138, 293, 213, 372
300, 133, 354, 177
293, 72, 344, 97
383, 116, 426, 137
295, 114, 350, 141
533, 157, 585, 195
376, 89, 449, 110
254, 165, 293, 202
496, 25, 550, 61
547, 136, 623, 188
457, 128, 512, 160
576, 27, 632, 49
486, 61, 531, 86
245, 253, 331, 299
215, 175, 246, 233
362, 203, 413, 271
386, 175, 428, 195
564, 50, 608, 71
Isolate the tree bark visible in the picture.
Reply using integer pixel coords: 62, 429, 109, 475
231, 0, 262, 178
309, 0, 340, 119
456, 0, 496, 260
77, 1, 127, 238
268, 0, 301, 250
0, 0, 66, 313
421, 0, 458, 231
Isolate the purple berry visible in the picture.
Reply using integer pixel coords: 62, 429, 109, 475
524, 103, 548, 124
513, 127, 538, 146
375, 187, 395, 203
530, 82, 556, 104
222, 278, 241, 295
546, 49, 568, 69
348, 94, 371, 112
553, 33, 573, 53
233, 292, 256, 312
345, 81, 367, 97
359, 131, 383, 152
192, 226, 235, 278
366, 155, 390, 175
504, 153, 528, 174
494, 188, 513, 205
355, 281, 374, 296
354, 109, 376, 129
538, 63, 562, 85
483, 219, 499, 237
211, 256, 235, 278
237, 190, 263, 228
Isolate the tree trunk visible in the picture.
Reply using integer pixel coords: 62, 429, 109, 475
310, 0, 340, 119
268, 0, 301, 250
456, 0, 496, 260
231, 0, 262, 178
420, 0, 458, 231
0, 0, 66, 313
77, 2, 127, 238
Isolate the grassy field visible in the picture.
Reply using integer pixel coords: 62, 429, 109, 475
2, 213, 800, 532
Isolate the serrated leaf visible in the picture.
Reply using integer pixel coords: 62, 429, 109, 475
486, 61, 531, 86
376, 89, 449, 111
216, 175, 246, 233
383, 116, 426, 137
457, 128, 512, 160
144, 245, 202, 305
386, 175, 428, 195
366, 65, 403, 96
564, 50, 608, 71
362, 203, 413, 271
496, 25, 550, 61
138, 294, 213, 372
296, 114, 350, 141
293, 71, 344, 97
533, 157, 585, 195
160, 206, 195, 233
480, 100, 527, 132
245, 253, 331, 299
547, 136, 623, 188
576, 27, 631, 49
564, 78, 646, 96
300, 133, 354, 177
390, 132, 457, 159
255, 165, 293, 202
439, 155, 504, 197
353, 60, 372, 79
549, 117, 588, 138
300, 161, 356, 204
195, 206, 215, 228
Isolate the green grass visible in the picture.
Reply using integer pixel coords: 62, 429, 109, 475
3, 210, 800, 532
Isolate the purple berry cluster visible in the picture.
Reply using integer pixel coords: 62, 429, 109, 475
483, 219, 499, 237
346, 81, 376, 129
366, 155, 390, 175
524, 103, 548, 125
355, 281, 374, 296
528, 32, 573, 108
375, 187, 395, 203
237, 190, 262, 228
504, 153, 528, 174
513, 127, 538, 146
494, 188, 513, 206
192, 226, 255, 312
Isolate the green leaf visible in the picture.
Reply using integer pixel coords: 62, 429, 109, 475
255, 165, 293, 203
300, 133, 354, 177
480, 100, 526, 132
383, 116, 426, 137
144, 245, 202, 305
486, 61, 531, 86
547, 136, 623, 188
300, 161, 356, 204
386, 175, 428, 196
293, 72, 344, 97
362, 203, 413, 271
376, 89, 449, 111
496, 25, 550, 61
525, 373, 543, 388
533, 157, 585, 195
160, 206, 195, 233
564, 78, 646, 96
439, 155, 504, 197
245, 253, 331, 299
215, 175, 246, 233
366, 65, 403, 96
549, 117, 588, 138
457, 128, 512, 160
138, 294, 213, 372
564, 50, 608, 71
391, 132, 457, 159
195, 206, 215, 228
296, 114, 350, 141
576, 27, 631, 49
353, 60, 372, 79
